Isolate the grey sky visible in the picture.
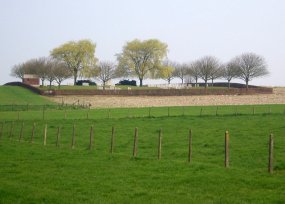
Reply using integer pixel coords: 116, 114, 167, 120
0, 0, 284, 86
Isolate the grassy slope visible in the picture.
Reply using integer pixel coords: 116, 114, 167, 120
0, 113, 285, 203
0, 86, 54, 105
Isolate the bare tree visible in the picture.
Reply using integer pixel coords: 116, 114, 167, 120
52, 60, 71, 89
232, 53, 269, 89
24, 57, 48, 86
173, 63, 189, 84
222, 62, 239, 88
196, 56, 220, 88
45, 59, 55, 89
189, 61, 200, 87
10, 58, 48, 85
209, 66, 223, 86
94, 61, 117, 90
11, 63, 28, 80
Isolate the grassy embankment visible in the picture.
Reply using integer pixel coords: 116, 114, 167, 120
0, 86, 284, 203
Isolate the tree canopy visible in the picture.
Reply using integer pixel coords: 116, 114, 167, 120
117, 39, 168, 86
50, 39, 97, 85
231, 53, 269, 89
196, 56, 221, 88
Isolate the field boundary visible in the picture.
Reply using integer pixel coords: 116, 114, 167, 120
4, 82, 273, 96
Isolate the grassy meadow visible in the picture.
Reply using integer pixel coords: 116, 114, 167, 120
0, 86, 285, 203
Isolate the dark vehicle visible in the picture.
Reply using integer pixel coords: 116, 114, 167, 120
76, 80, 96, 86
116, 80, 137, 86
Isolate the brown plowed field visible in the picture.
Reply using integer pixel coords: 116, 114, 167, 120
48, 88, 285, 108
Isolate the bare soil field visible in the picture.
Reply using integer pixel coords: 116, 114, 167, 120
48, 88, 285, 108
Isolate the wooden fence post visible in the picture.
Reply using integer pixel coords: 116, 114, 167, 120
133, 127, 138, 158
9, 121, 14, 139
72, 124, 75, 149
216, 106, 218, 116
200, 108, 203, 116
56, 126, 60, 147
42, 106, 45, 120
19, 122, 24, 142
252, 107, 255, 115
188, 129, 192, 163
225, 130, 230, 168
43, 124, 47, 146
268, 133, 274, 174
110, 126, 115, 154
158, 128, 162, 160
31, 122, 35, 143
89, 125, 94, 150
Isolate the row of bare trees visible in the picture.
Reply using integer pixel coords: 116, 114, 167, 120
11, 57, 117, 90
161, 53, 269, 89
11, 57, 71, 88
11, 39, 269, 89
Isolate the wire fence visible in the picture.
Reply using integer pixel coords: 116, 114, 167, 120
0, 105, 284, 121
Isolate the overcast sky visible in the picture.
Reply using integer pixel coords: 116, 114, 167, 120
0, 0, 284, 86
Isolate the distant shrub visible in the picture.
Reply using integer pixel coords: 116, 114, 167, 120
116, 80, 137, 86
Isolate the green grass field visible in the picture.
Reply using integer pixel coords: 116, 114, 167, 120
0, 86, 285, 203
0, 86, 54, 105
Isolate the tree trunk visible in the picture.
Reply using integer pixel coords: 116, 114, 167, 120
228, 80, 231, 89
204, 79, 208, 89
58, 82, 61, 89
41, 79, 44, 86
49, 81, 52, 89
211, 78, 214, 86
139, 78, 143, 87
168, 79, 170, 84
73, 69, 78, 85
103, 81, 106, 90
181, 78, 184, 84
195, 77, 198, 87
246, 79, 249, 90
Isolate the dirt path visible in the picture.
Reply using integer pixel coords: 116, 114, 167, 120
47, 88, 285, 108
